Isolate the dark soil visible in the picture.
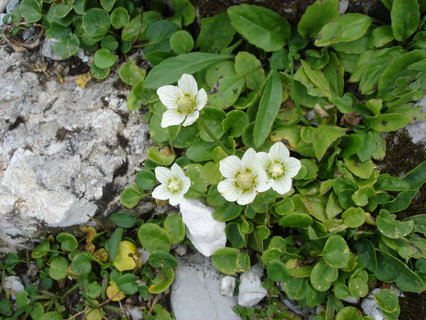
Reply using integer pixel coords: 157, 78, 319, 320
380, 129, 426, 219
399, 291, 426, 320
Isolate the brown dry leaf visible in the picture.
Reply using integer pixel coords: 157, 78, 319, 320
94, 248, 109, 263
85, 242, 96, 254
340, 113, 362, 126
81, 226, 97, 243
160, 147, 174, 158
76, 73, 92, 89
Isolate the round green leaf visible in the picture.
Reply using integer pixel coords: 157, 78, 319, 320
119, 184, 144, 208
109, 212, 137, 228
170, 30, 194, 54
323, 235, 350, 268
82, 8, 111, 38
19, 0, 43, 22
211, 247, 239, 275
213, 202, 242, 222
336, 307, 363, 320
71, 252, 92, 275
101, 35, 119, 51
32, 240, 50, 258
227, 4, 290, 52
56, 232, 78, 252
149, 267, 174, 294
267, 260, 290, 282
235, 51, 265, 90
164, 214, 185, 244
94, 48, 117, 69
49, 256, 69, 280
40, 312, 63, 320
110, 7, 130, 29
348, 270, 369, 298
225, 222, 246, 248
205, 60, 236, 88
306, 283, 326, 307
284, 278, 308, 300
90, 64, 110, 80
279, 213, 313, 228
222, 110, 249, 138
119, 61, 146, 86
149, 250, 177, 269
87, 281, 102, 298
310, 261, 338, 292
135, 169, 155, 190
100, 0, 116, 12
52, 4, 72, 18
374, 289, 399, 314
52, 34, 80, 59
298, 0, 339, 38
342, 207, 366, 228
377, 211, 414, 239
138, 223, 171, 253
197, 12, 235, 53
116, 273, 139, 295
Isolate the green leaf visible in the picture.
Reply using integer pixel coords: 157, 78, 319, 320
279, 213, 313, 228
170, 30, 194, 54
336, 307, 363, 320
310, 260, 338, 291
147, 147, 175, 166
196, 13, 235, 53
375, 289, 399, 314
20, 0, 42, 22
82, 8, 111, 38
377, 211, 414, 239
344, 156, 374, 179
211, 247, 239, 275
306, 283, 326, 307
0, 300, 11, 316
205, 60, 236, 88
213, 202, 242, 222
94, 48, 116, 69
267, 260, 290, 282
375, 174, 410, 192
403, 160, 426, 189
227, 4, 291, 52
120, 184, 144, 208
323, 235, 350, 268
355, 238, 377, 272
121, 15, 142, 42
164, 214, 185, 244
56, 233, 78, 252
144, 20, 178, 55
32, 240, 50, 258
391, 0, 420, 41
149, 268, 174, 294
342, 207, 366, 228
172, 0, 195, 26
135, 169, 156, 191
253, 70, 282, 148
369, 25, 394, 48
235, 51, 265, 90
348, 270, 369, 298
312, 125, 346, 160
100, 0, 116, 11
225, 223, 246, 248
144, 53, 233, 88
110, 7, 130, 28
364, 113, 411, 132
284, 278, 308, 300
222, 110, 249, 138
71, 252, 92, 275
105, 227, 123, 261
383, 189, 418, 213
186, 140, 216, 162
298, 0, 339, 38
109, 212, 137, 228
138, 223, 171, 253
208, 74, 245, 108
52, 34, 80, 59
119, 61, 146, 86
49, 256, 69, 280
116, 273, 139, 295
315, 14, 372, 47
40, 312, 63, 320
149, 251, 177, 269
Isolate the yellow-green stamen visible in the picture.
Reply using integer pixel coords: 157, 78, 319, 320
235, 169, 256, 192
176, 93, 196, 114
267, 161, 285, 179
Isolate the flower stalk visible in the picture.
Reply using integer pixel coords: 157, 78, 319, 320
197, 117, 232, 156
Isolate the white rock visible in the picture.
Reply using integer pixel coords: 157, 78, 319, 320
360, 289, 385, 320
339, 0, 350, 13
2, 276, 25, 299
0, 0, 7, 13
238, 265, 267, 307
406, 95, 426, 144
220, 276, 236, 297
0, 46, 148, 252
171, 253, 240, 320
179, 198, 226, 257
127, 307, 143, 320
5, 0, 18, 13
41, 38, 65, 61
342, 296, 360, 304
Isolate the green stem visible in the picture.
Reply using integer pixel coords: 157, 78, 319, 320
197, 117, 231, 156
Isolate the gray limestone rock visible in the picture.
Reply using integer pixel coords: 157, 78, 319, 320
41, 38, 65, 61
171, 253, 240, 320
406, 95, 426, 145
238, 265, 267, 307
0, 47, 149, 252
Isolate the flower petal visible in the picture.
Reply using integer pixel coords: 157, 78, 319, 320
219, 156, 241, 178
155, 166, 171, 184
217, 180, 242, 202
269, 142, 290, 162
256, 152, 270, 169
161, 109, 186, 128
195, 88, 207, 110
181, 176, 191, 194
157, 85, 180, 109
169, 193, 184, 206
237, 190, 256, 205
178, 74, 198, 97
241, 148, 256, 168
171, 163, 186, 179
182, 111, 200, 126
272, 178, 292, 195
152, 184, 171, 200
285, 157, 302, 178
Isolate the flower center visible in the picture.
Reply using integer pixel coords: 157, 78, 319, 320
167, 178, 182, 193
236, 169, 256, 192
176, 94, 196, 114
267, 161, 285, 179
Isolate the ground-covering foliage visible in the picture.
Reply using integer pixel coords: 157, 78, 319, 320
1, 0, 426, 319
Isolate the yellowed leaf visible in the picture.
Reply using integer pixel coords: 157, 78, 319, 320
85, 308, 104, 320
106, 281, 125, 301
94, 248, 109, 263
76, 73, 92, 89
81, 226, 97, 243
113, 240, 140, 272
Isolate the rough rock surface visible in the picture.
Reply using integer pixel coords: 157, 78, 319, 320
406, 95, 426, 145
0, 46, 148, 252
171, 253, 240, 320
238, 265, 267, 307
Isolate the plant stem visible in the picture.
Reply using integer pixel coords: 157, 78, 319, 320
197, 117, 231, 156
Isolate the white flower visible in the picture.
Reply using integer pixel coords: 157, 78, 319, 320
156, 73, 207, 128
217, 148, 269, 205
256, 142, 301, 195
152, 163, 191, 206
